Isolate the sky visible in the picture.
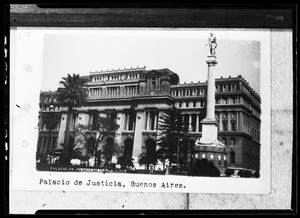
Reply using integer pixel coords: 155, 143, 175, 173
41, 29, 265, 94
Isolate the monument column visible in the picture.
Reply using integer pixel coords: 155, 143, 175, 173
198, 55, 219, 144
194, 33, 227, 175
196, 33, 225, 147
205, 57, 217, 121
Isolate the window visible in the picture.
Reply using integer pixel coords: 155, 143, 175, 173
231, 138, 235, 146
231, 121, 236, 131
151, 80, 156, 90
186, 102, 189, 107
193, 101, 197, 107
223, 122, 227, 131
128, 112, 135, 131
191, 114, 197, 132
150, 111, 156, 130
184, 114, 189, 130
230, 151, 235, 164
179, 102, 182, 108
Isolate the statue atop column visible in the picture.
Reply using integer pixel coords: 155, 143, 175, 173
206, 33, 217, 56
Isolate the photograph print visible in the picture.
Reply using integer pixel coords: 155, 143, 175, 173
35, 29, 264, 180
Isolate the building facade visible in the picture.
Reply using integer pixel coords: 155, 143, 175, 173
37, 67, 261, 171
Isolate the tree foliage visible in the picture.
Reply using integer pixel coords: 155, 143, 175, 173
117, 155, 134, 170
95, 116, 120, 143
95, 116, 121, 163
56, 74, 88, 108
156, 106, 189, 166
41, 112, 61, 131
56, 73, 88, 164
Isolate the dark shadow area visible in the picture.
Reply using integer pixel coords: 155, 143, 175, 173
188, 159, 220, 177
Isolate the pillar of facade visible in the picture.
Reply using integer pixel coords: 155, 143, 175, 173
115, 112, 125, 145
147, 111, 151, 130
153, 112, 157, 130
132, 110, 145, 160
219, 112, 223, 131
125, 114, 130, 131
57, 113, 68, 144
196, 114, 199, 132
188, 114, 192, 132
77, 112, 90, 127
228, 112, 231, 131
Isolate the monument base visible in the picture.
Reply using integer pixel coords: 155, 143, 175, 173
192, 144, 228, 175
197, 119, 223, 146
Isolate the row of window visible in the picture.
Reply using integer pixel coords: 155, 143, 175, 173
171, 89, 205, 97
171, 84, 239, 97
176, 101, 205, 108
92, 74, 139, 82
216, 84, 238, 92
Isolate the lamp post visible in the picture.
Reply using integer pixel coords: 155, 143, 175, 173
177, 132, 183, 172
46, 104, 55, 157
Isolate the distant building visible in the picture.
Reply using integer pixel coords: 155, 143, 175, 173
37, 67, 261, 171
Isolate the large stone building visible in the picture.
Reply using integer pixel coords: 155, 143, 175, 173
37, 66, 261, 172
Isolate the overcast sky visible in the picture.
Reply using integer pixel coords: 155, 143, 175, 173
41, 29, 266, 94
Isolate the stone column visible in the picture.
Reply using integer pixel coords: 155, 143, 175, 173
147, 111, 151, 130
115, 112, 125, 145
77, 113, 90, 126
198, 56, 220, 145
196, 114, 199, 132
205, 56, 217, 121
154, 112, 157, 130
228, 112, 231, 131
132, 111, 145, 158
126, 114, 129, 130
188, 114, 192, 132
57, 113, 67, 144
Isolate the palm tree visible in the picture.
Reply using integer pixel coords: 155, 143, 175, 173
56, 73, 88, 164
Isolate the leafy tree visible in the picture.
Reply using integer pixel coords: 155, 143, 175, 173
138, 152, 157, 170
117, 155, 134, 170
95, 116, 120, 143
156, 106, 189, 168
72, 124, 90, 161
56, 73, 88, 164
95, 116, 121, 165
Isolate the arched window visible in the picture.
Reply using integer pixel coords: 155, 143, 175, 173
230, 151, 235, 164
